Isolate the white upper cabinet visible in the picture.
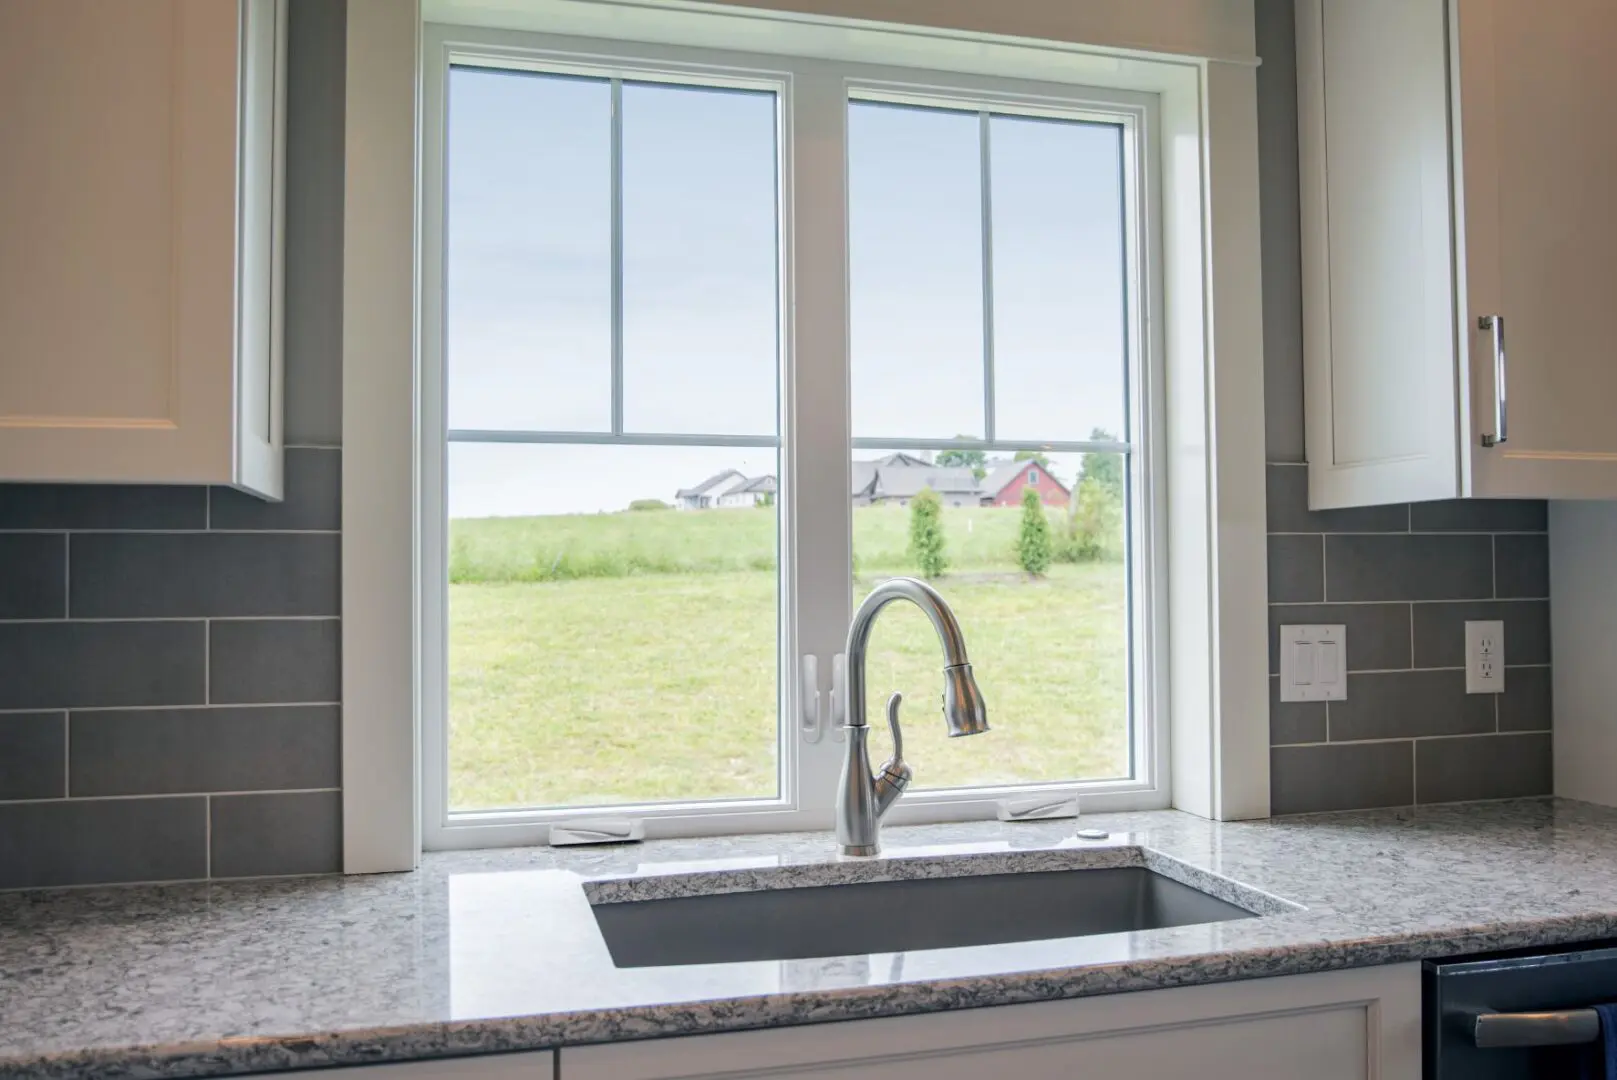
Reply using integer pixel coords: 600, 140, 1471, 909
0, 0, 286, 499
1297, 0, 1617, 507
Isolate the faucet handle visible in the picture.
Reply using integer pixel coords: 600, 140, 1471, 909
884, 691, 905, 762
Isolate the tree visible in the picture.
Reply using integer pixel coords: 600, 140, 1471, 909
1016, 486, 1052, 575
908, 487, 948, 578
1079, 428, 1124, 497
936, 441, 988, 481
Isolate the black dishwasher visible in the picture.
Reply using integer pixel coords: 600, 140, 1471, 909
1426, 941, 1617, 1078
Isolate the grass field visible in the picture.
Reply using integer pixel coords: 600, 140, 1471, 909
447, 506, 1129, 810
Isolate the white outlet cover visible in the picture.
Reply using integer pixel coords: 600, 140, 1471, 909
1465, 619, 1506, 694
1280, 624, 1347, 702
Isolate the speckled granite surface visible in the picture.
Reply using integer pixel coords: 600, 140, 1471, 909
7, 798, 1617, 1078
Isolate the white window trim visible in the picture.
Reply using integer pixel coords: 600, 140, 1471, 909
342, 0, 1268, 873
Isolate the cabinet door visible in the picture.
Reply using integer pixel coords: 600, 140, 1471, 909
1457, 0, 1617, 498
0, 0, 283, 495
276, 1050, 554, 1078
562, 965, 1421, 1080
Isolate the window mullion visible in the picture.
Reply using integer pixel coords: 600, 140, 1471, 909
979, 110, 995, 444
610, 77, 624, 435
786, 66, 854, 818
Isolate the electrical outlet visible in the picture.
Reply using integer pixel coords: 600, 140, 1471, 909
1465, 620, 1506, 694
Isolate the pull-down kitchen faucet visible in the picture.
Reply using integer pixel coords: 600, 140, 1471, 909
836, 577, 988, 856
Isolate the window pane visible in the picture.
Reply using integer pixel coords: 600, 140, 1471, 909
447, 68, 611, 431
621, 84, 779, 436
850, 449, 1129, 788
448, 443, 781, 811
849, 102, 985, 440
990, 116, 1127, 441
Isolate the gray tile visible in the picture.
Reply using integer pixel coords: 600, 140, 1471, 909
70, 706, 340, 796
0, 485, 206, 530
283, 0, 347, 448
1265, 465, 1408, 533
0, 797, 206, 888
1412, 600, 1551, 668
210, 620, 340, 704
210, 449, 341, 531
70, 533, 339, 617
1410, 499, 1547, 532
1498, 666, 1553, 732
1271, 741, 1414, 815
211, 790, 341, 878
1324, 534, 1493, 602
1267, 603, 1410, 674
1256, 0, 1304, 464
1416, 733, 1552, 804
0, 622, 205, 710
1495, 533, 1550, 598
1270, 676, 1325, 745
1267, 534, 1323, 603
0, 713, 65, 800
1327, 670, 1494, 741
0, 534, 65, 618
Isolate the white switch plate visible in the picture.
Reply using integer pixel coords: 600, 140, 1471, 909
1280, 624, 1347, 702
1465, 619, 1505, 694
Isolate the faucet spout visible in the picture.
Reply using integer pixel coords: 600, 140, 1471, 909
836, 578, 988, 856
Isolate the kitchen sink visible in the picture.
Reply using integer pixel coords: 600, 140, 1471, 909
589, 866, 1258, 968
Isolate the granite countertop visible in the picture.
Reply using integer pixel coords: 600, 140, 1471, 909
8, 798, 1617, 1079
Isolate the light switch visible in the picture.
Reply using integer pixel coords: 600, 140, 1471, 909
1280, 624, 1348, 702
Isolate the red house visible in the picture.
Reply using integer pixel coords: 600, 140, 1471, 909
980, 460, 1071, 508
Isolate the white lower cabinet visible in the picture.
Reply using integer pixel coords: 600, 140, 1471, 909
562, 965, 1421, 1080
277, 1052, 553, 1078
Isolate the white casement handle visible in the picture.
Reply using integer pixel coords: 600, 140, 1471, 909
800, 654, 824, 743
1479, 315, 1508, 447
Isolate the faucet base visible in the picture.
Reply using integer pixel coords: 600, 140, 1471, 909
840, 843, 879, 858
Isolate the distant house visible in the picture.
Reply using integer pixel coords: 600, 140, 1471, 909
676, 470, 776, 509
980, 459, 1071, 508
851, 452, 979, 508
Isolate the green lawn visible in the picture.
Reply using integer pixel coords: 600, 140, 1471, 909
449, 559, 1129, 810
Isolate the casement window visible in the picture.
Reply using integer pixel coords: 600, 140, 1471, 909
416, 18, 1170, 848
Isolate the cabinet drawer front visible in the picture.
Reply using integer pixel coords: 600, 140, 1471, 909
275, 1050, 553, 1078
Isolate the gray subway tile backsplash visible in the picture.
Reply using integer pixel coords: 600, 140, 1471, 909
1415, 733, 1553, 804
0, 621, 206, 710
211, 790, 342, 878
1497, 666, 1553, 733
1410, 499, 1548, 533
1494, 533, 1550, 598
1411, 599, 1551, 668
210, 448, 342, 531
1267, 602, 1411, 674
0, 714, 66, 801
0, 0, 346, 891
0, 485, 207, 531
1265, 464, 1408, 533
69, 533, 340, 618
209, 620, 341, 705
70, 706, 341, 796
0, 533, 65, 618
1256, 0, 1552, 816
1267, 533, 1323, 603
1327, 670, 1495, 742
1324, 533, 1494, 602
1271, 742, 1415, 815
0, 797, 208, 889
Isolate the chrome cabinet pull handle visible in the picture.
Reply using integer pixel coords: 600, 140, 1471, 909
1479, 314, 1508, 447
1470, 1007, 1600, 1047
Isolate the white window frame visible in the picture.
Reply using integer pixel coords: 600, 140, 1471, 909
416, 24, 1167, 850
341, 0, 1269, 872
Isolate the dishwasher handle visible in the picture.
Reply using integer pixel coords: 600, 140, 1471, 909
1469, 1007, 1601, 1048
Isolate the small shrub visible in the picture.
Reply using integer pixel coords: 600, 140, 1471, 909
1016, 486, 1052, 576
1060, 475, 1123, 563
908, 488, 948, 578
629, 498, 671, 512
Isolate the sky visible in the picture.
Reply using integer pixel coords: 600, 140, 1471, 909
445, 67, 1127, 518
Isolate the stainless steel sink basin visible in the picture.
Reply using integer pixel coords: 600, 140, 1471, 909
589, 866, 1257, 968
